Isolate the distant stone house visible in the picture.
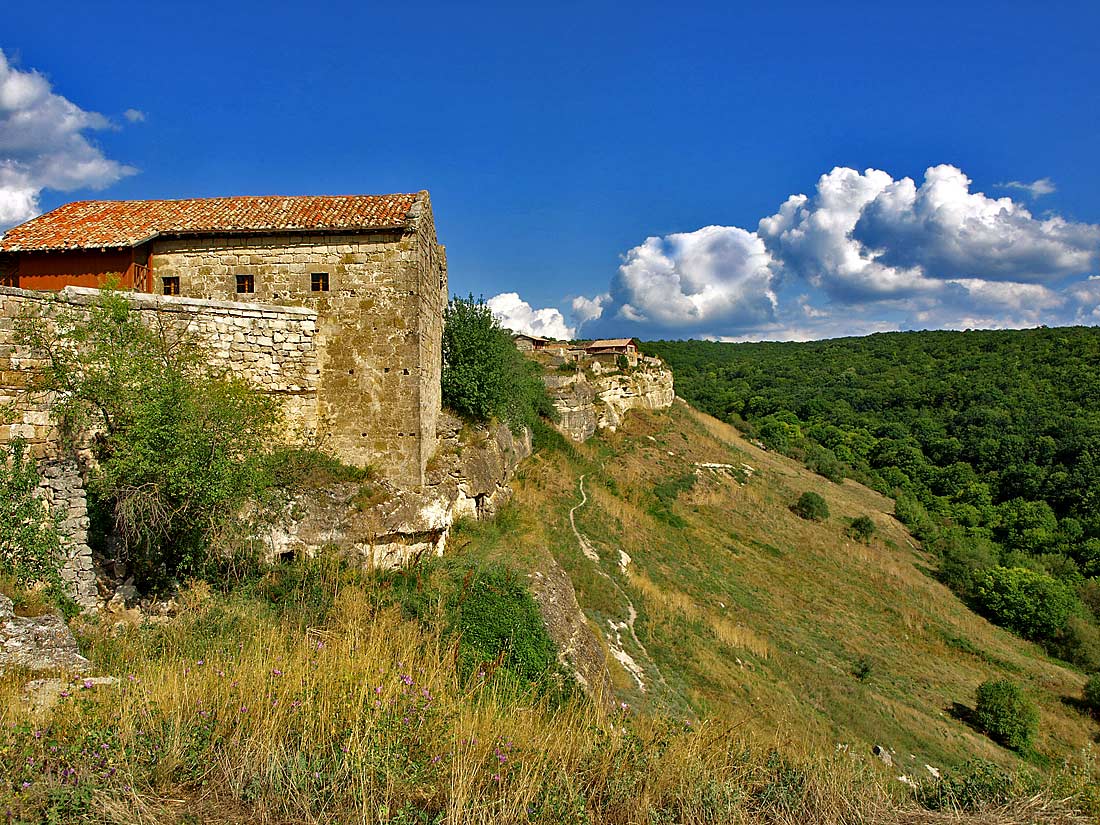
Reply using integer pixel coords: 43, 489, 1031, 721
0, 192, 447, 487
512, 333, 550, 352
583, 338, 640, 367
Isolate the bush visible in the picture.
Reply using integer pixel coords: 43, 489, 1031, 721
1050, 615, 1100, 671
846, 515, 875, 542
18, 288, 281, 587
0, 438, 61, 590
791, 491, 829, 522
444, 563, 572, 701
913, 759, 1016, 812
976, 566, 1078, 642
1084, 675, 1100, 714
804, 443, 845, 483
973, 679, 1038, 752
441, 295, 553, 433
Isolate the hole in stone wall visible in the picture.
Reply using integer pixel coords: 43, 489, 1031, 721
348, 369, 355, 375
276, 549, 295, 565
402, 368, 410, 375
384, 367, 391, 373
361, 432, 368, 437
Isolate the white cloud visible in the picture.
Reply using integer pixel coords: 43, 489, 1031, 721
0, 49, 136, 229
573, 164, 1100, 340
607, 224, 776, 332
123, 108, 146, 123
998, 177, 1056, 198
487, 292, 575, 340
570, 293, 609, 327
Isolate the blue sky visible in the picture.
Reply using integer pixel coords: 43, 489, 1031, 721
2, 0, 1099, 340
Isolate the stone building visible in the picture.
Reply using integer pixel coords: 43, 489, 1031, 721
583, 338, 640, 367
0, 192, 447, 487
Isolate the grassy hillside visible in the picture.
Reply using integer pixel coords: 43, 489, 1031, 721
462, 400, 1098, 771
3, 400, 1098, 822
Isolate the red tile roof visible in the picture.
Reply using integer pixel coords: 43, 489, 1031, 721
0, 193, 421, 252
585, 338, 638, 349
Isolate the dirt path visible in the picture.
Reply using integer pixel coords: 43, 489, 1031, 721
570, 475, 666, 694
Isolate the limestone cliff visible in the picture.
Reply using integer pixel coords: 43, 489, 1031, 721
545, 363, 675, 442
260, 412, 531, 568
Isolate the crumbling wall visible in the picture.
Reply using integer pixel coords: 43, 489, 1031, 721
0, 285, 321, 609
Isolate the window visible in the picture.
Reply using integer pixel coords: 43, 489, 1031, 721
162, 276, 180, 296
311, 272, 329, 292
235, 273, 255, 294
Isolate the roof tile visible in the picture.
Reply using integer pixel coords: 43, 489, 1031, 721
0, 193, 420, 252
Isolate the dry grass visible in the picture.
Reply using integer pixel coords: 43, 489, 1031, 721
0, 580, 966, 824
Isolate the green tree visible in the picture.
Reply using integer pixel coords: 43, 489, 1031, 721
1083, 675, 1100, 714
973, 679, 1038, 752
975, 566, 1078, 641
18, 288, 280, 586
441, 295, 553, 433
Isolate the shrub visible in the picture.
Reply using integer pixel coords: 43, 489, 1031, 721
791, 491, 829, 522
1050, 615, 1100, 671
616, 354, 630, 371
444, 563, 571, 700
18, 288, 281, 587
441, 295, 553, 433
973, 679, 1038, 752
804, 443, 845, 483
0, 438, 61, 590
976, 566, 1078, 642
846, 515, 875, 542
913, 759, 1016, 811
1084, 675, 1100, 714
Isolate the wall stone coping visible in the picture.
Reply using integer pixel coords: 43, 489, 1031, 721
57, 286, 318, 317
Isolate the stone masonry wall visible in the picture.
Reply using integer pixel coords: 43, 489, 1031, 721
148, 192, 447, 487
0, 285, 321, 609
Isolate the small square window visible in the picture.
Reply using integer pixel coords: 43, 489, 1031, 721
162, 276, 180, 296
235, 273, 255, 294
311, 272, 329, 292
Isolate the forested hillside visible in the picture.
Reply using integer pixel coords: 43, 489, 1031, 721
644, 328, 1100, 671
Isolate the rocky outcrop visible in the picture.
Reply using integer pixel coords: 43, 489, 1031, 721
547, 363, 675, 442
0, 595, 90, 674
528, 557, 615, 710
259, 412, 531, 569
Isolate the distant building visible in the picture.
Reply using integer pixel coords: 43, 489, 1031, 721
0, 192, 447, 486
512, 333, 550, 351
583, 337, 640, 366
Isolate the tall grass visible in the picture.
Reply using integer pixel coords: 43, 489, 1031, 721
2, 565, 1095, 823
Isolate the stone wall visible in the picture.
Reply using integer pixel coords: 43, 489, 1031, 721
0, 285, 321, 609
148, 192, 447, 487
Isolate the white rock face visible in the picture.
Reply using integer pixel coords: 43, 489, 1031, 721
548, 364, 675, 442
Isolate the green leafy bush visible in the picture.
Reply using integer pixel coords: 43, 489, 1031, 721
973, 679, 1038, 752
441, 295, 553, 433
913, 759, 1016, 811
791, 491, 829, 522
18, 288, 280, 587
1084, 675, 1100, 714
846, 515, 875, 542
0, 438, 61, 590
976, 566, 1078, 641
444, 563, 570, 699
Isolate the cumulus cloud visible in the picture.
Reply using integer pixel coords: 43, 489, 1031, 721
601, 224, 776, 333
998, 177, 1056, 198
571, 293, 609, 327
571, 164, 1100, 341
487, 292, 575, 340
123, 108, 146, 123
0, 49, 136, 229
